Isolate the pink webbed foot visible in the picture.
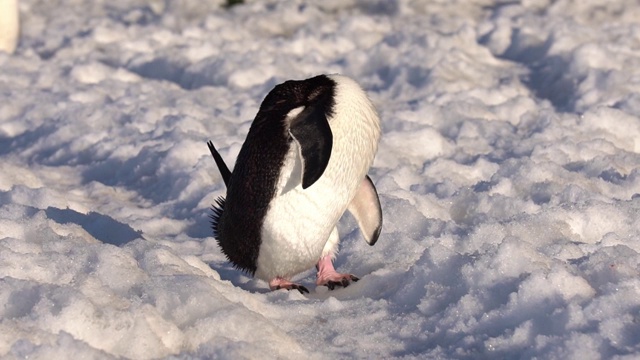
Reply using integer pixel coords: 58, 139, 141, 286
269, 277, 309, 294
316, 255, 359, 290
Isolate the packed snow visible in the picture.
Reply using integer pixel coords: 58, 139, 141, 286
2, 0, 640, 358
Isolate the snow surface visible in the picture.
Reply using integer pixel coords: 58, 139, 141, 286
2, 0, 640, 358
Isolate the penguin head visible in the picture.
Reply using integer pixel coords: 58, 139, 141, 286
251, 75, 337, 189
259, 75, 336, 116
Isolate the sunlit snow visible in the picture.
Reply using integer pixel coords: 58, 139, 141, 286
1, 0, 640, 358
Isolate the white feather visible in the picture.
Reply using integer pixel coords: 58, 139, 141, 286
279, 107, 305, 195
255, 75, 381, 281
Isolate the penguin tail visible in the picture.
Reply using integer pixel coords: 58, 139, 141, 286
209, 196, 225, 239
207, 141, 231, 187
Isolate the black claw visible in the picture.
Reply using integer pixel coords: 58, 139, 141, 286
295, 285, 310, 294
275, 284, 309, 294
325, 276, 360, 291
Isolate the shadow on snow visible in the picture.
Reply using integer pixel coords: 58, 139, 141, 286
45, 206, 142, 246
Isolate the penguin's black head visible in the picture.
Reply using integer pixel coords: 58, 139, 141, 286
259, 75, 336, 116
251, 74, 337, 189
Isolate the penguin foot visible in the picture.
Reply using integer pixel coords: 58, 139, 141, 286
315, 255, 359, 290
269, 277, 309, 294
320, 275, 359, 290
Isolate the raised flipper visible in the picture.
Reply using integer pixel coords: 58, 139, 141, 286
207, 141, 231, 187
347, 175, 382, 245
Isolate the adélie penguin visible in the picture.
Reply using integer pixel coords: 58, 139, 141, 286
207, 74, 382, 294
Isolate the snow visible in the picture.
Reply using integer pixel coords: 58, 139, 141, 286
1, 0, 640, 358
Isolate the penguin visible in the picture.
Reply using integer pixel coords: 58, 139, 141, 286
207, 74, 382, 294
0, 0, 19, 54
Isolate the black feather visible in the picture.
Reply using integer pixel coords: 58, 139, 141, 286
209, 196, 226, 239
207, 141, 231, 187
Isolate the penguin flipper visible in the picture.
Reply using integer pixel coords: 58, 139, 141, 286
207, 141, 232, 187
347, 175, 382, 246
288, 101, 333, 189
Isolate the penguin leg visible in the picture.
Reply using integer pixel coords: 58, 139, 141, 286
269, 277, 309, 294
315, 256, 359, 290
315, 228, 359, 290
